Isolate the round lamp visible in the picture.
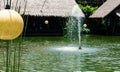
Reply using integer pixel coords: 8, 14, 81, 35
83, 24, 87, 28
44, 20, 49, 24
0, 9, 24, 40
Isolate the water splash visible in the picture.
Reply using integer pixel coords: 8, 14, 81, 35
53, 46, 101, 53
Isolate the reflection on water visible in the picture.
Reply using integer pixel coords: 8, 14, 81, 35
0, 35, 120, 72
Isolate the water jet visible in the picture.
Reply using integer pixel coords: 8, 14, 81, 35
65, 5, 85, 50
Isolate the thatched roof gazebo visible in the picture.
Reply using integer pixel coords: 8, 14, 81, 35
0, 0, 84, 17
90, 0, 120, 18
89, 0, 120, 35
0, 0, 84, 36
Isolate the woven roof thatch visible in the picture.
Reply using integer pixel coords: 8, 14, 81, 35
0, 0, 84, 17
90, 0, 120, 18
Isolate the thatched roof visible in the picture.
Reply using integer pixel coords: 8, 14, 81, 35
90, 0, 120, 18
0, 0, 84, 17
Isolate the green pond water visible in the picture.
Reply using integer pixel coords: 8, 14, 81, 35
0, 35, 120, 72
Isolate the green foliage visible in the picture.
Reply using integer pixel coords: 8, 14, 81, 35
76, 0, 106, 6
101, 19, 110, 26
82, 28, 90, 33
79, 5, 98, 17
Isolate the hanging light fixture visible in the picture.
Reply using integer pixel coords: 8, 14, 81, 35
0, 1, 24, 72
0, 0, 24, 40
5, 0, 11, 9
83, 24, 87, 28
44, 20, 49, 24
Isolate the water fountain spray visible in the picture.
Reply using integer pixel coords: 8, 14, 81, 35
66, 5, 84, 50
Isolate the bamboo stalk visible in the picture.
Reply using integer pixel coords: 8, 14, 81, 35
17, 33, 24, 72
23, 15, 29, 38
8, 41, 12, 72
15, 0, 18, 11
6, 41, 10, 72
13, 40, 17, 72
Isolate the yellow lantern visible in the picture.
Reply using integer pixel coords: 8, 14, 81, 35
0, 9, 24, 40
44, 20, 49, 24
83, 24, 87, 28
